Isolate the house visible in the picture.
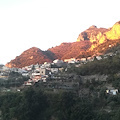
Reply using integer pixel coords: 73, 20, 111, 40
64, 58, 77, 63
68, 60, 76, 64
41, 76, 47, 82
22, 72, 29, 76
24, 81, 33, 86
96, 56, 102, 60
39, 68, 50, 76
32, 72, 41, 76
53, 59, 65, 67
106, 89, 118, 95
34, 64, 40, 69
87, 57, 94, 62
80, 58, 87, 62
22, 70, 29, 76
50, 68, 59, 74
53, 59, 63, 64
59, 67, 64, 72
76, 58, 81, 62
41, 62, 51, 68
17, 89, 21, 92
32, 76, 41, 82
23, 65, 32, 71
64, 58, 71, 63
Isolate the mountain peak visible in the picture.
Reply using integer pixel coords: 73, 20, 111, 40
23, 47, 42, 54
89, 25, 97, 29
5, 20, 120, 68
116, 21, 120, 24
77, 25, 107, 42
6, 47, 52, 68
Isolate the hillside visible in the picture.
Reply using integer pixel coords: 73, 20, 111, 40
6, 47, 52, 68
6, 21, 120, 68
48, 41, 91, 59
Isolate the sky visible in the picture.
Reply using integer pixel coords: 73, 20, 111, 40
0, 0, 120, 64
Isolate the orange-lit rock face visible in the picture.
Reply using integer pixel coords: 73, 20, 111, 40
5, 47, 53, 68
77, 21, 120, 51
90, 44, 97, 50
98, 21, 120, 44
5, 63, 11, 68
5, 21, 120, 68
6, 63, 16, 68
105, 22, 120, 40
77, 26, 108, 43
99, 35, 106, 44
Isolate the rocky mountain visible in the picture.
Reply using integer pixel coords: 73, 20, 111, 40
6, 47, 53, 68
77, 25, 108, 43
6, 21, 120, 68
48, 41, 91, 59
77, 21, 120, 50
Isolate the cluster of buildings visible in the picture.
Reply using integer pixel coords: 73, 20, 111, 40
19, 56, 104, 85
64, 52, 114, 64
18, 61, 65, 86
0, 52, 115, 87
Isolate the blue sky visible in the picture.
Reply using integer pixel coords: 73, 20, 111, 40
0, 0, 120, 64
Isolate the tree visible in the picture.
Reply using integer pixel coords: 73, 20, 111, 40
15, 88, 48, 120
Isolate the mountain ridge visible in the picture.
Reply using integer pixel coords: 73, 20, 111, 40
6, 21, 120, 68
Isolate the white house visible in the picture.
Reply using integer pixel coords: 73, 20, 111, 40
41, 62, 51, 68
32, 72, 41, 76
41, 77, 47, 82
53, 59, 63, 64
96, 56, 102, 60
80, 58, 86, 62
106, 89, 118, 95
68, 60, 76, 64
22, 72, 29, 76
23, 66, 32, 71
64, 58, 77, 63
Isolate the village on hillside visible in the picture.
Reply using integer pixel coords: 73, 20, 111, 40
0, 52, 118, 95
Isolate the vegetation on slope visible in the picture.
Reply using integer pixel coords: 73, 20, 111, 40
2, 44, 120, 120
68, 54, 120, 75
1, 87, 120, 120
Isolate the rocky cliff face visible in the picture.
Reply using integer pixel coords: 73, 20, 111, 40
6, 21, 120, 68
77, 21, 120, 50
77, 25, 108, 43
105, 21, 120, 40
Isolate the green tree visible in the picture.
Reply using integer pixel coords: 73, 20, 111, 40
15, 88, 48, 120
